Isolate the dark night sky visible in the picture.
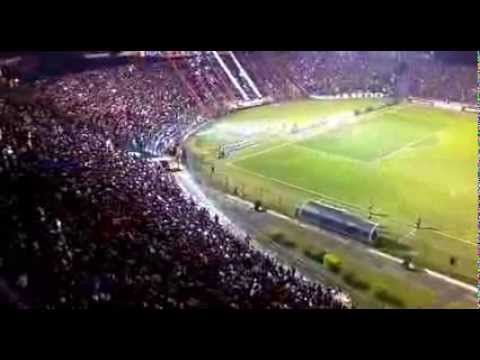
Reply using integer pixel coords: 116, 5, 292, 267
434, 51, 476, 65
1, 51, 476, 80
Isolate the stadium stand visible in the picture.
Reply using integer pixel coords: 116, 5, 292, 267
0, 57, 348, 309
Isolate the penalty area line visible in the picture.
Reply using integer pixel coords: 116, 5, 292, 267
231, 141, 290, 163
291, 143, 366, 165
372, 133, 436, 163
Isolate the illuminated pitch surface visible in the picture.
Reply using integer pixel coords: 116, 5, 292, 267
188, 99, 476, 284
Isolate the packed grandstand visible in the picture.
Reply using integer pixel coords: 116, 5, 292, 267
0, 51, 476, 309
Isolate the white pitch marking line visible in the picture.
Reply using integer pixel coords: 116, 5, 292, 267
367, 248, 476, 293
232, 141, 290, 162
398, 229, 417, 244
227, 162, 362, 211
423, 269, 477, 293
373, 133, 436, 163
368, 248, 404, 264
431, 230, 475, 247
291, 143, 365, 164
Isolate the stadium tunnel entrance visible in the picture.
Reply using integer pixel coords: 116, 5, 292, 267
125, 130, 186, 173
127, 132, 166, 159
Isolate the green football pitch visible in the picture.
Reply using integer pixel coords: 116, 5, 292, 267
187, 99, 477, 284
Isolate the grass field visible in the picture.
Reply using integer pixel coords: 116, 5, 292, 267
187, 99, 477, 285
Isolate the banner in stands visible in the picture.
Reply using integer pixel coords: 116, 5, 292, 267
226, 97, 274, 111
238, 98, 271, 108
310, 92, 385, 100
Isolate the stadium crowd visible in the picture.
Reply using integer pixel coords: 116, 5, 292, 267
282, 51, 398, 96
404, 58, 476, 103
0, 51, 475, 309
0, 59, 348, 309
239, 51, 476, 104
